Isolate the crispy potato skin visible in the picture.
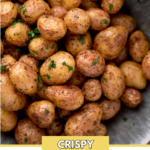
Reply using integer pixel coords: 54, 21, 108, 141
98, 98, 121, 121
76, 50, 105, 77
93, 25, 128, 60
15, 118, 46, 144
9, 62, 38, 95
1, 73, 27, 111
120, 61, 147, 90
65, 103, 102, 136
1, 107, 18, 132
80, 0, 99, 10
128, 31, 149, 63
120, 88, 142, 108
62, 0, 81, 10
1, 39, 4, 55
45, 85, 84, 110
57, 108, 73, 120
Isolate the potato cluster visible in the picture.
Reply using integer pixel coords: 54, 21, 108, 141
1, 0, 149, 144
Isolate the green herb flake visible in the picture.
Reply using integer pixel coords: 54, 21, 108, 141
33, 50, 38, 54
25, 40, 28, 44
51, 44, 54, 49
37, 64, 41, 69
44, 47, 48, 52
137, 0, 141, 3
45, 109, 50, 116
19, 88, 22, 91
1, 55, 4, 58
0, 80, 3, 83
11, 18, 22, 27
21, 5, 26, 9
78, 38, 84, 45
24, 138, 28, 143
25, 15, 29, 18
109, 3, 113, 11
45, 15, 48, 18
74, 15, 79, 18
21, 22, 24, 25
70, 38, 75, 40
37, 74, 41, 83
123, 117, 128, 122
102, 35, 104, 38
62, 62, 73, 73
12, 6, 14, 9
40, 86, 44, 90
26, 54, 30, 57
43, 74, 51, 81
119, 49, 123, 54
14, 31, 22, 36
0, 65, 6, 71
23, 9, 27, 15
50, 125, 52, 128
100, 20, 109, 24
80, 34, 86, 36
48, 60, 56, 70
48, 58, 51, 61
55, 119, 59, 123
18, 10, 21, 14
91, 56, 100, 66
104, 78, 108, 82
26, 27, 40, 39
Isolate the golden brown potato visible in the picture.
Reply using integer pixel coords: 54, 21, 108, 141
37, 15, 67, 41
86, 8, 110, 31
80, 0, 99, 10
128, 31, 149, 63
98, 98, 121, 121
93, 25, 128, 60
9, 62, 38, 95
5, 22, 30, 47
45, 85, 84, 110
64, 8, 90, 34
40, 51, 75, 85
82, 79, 102, 101
15, 118, 46, 144
120, 61, 147, 90
111, 13, 137, 34
62, 0, 81, 10
120, 88, 142, 108
1, 39, 4, 55
65, 31, 92, 57
20, 0, 51, 25
1, 107, 18, 132
29, 37, 57, 60
1, 73, 27, 111
0, 2, 17, 28
100, 0, 124, 14
47, 0, 62, 7
57, 108, 73, 120
76, 50, 105, 77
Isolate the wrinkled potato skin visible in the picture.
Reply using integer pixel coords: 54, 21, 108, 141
40, 51, 75, 85
128, 31, 149, 63
82, 79, 102, 101
1, 39, 4, 55
62, 0, 81, 10
76, 50, 105, 77
120, 88, 142, 108
1, 2, 17, 28
64, 8, 90, 34
101, 64, 125, 100
1, 107, 18, 132
80, 0, 99, 10
45, 85, 84, 110
57, 108, 73, 120
93, 26, 128, 60
1, 73, 27, 111
15, 118, 46, 144
120, 61, 147, 90
65, 103, 102, 136
20, 0, 51, 25
9, 62, 38, 95
98, 98, 121, 121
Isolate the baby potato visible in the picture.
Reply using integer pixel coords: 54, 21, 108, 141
29, 37, 57, 60
100, 0, 124, 14
37, 15, 67, 41
1, 73, 27, 111
82, 79, 102, 101
45, 85, 84, 110
111, 13, 137, 34
20, 0, 51, 25
62, 0, 81, 10
1, 39, 4, 55
65, 103, 102, 136
57, 108, 73, 120
47, 0, 62, 7
80, 0, 99, 10
120, 61, 147, 90
86, 8, 110, 31
101, 64, 125, 100
0, 2, 17, 28
15, 118, 46, 144
76, 50, 105, 77
64, 8, 90, 34
120, 88, 142, 108
65, 31, 92, 56
9, 62, 38, 95
128, 30, 149, 63
93, 25, 128, 60
40, 51, 75, 85
5, 22, 30, 47
1, 107, 18, 132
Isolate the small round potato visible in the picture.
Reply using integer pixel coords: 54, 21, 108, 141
40, 51, 75, 85
93, 25, 128, 60
5, 22, 30, 47
15, 118, 46, 144
37, 15, 67, 41
62, 0, 81, 10
98, 98, 121, 121
20, 0, 51, 25
1, 39, 4, 55
82, 79, 102, 101
76, 50, 105, 77
120, 61, 147, 90
57, 108, 73, 120
65, 103, 102, 136
0, 2, 17, 28
47, 0, 62, 7
86, 8, 110, 31
65, 31, 92, 56
1, 107, 18, 132
64, 8, 90, 34
9, 62, 38, 95
120, 88, 142, 108
80, 0, 99, 10
29, 37, 57, 60
128, 30, 149, 63
45, 85, 84, 110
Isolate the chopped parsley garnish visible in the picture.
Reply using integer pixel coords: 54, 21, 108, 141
25, 40, 28, 44
48, 60, 56, 70
80, 34, 86, 36
109, 3, 113, 11
43, 74, 51, 81
44, 47, 48, 52
1, 55, 4, 58
21, 5, 26, 9
11, 19, 22, 27
51, 44, 54, 49
78, 38, 84, 45
70, 38, 75, 40
0, 65, 6, 71
62, 62, 73, 73
74, 15, 79, 18
37, 74, 41, 83
12, 6, 14, 9
14, 31, 22, 36
119, 49, 123, 53
102, 35, 104, 38
103, 78, 108, 82
123, 117, 128, 122
33, 50, 38, 54
25, 15, 29, 18
0, 80, 3, 83
100, 20, 109, 24
91, 56, 100, 66
23, 9, 27, 15
48, 58, 51, 61
40, 86, 44, 90
15, 48, 25, 54
45, 15, 48, 18
37, 64, 41, 69
45, 109, 50, 116
24, 138, 28, 143
19, 88, 22, 91
26, 27, 40, 39
18, 10, 21, 14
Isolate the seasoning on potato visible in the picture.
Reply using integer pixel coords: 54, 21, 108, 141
57, 108, 73, 120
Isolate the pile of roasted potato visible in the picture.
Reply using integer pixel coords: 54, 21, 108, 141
1, 0, 150, 144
